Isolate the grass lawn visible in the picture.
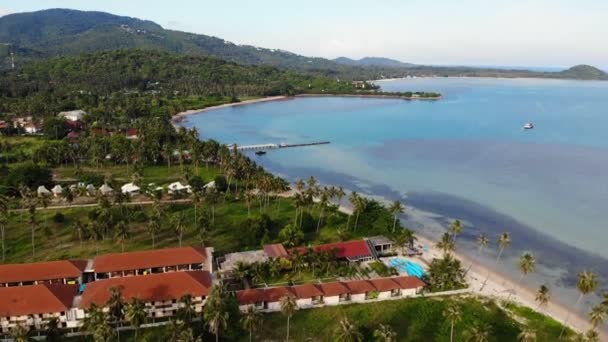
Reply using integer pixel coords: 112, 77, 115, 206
54, 164, 220, 184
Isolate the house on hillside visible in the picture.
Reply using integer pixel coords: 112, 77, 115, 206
0, 260, 87, 287
37, 185, 51, 197
120, 183, 140, 195
58, 110, 86, 122
51, 185, 63, 197
98, 184, 114, 196
24, 123, 40, 134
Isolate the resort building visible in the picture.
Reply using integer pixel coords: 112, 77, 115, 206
263, 243, 289, 259
0, 284, 79, 334
79, 271, 212, 319
0, 260, 87, 287
236, 276, 425, 312
367, 236, 394, 256
291, 239, 374, 262
90, 246, 213, 280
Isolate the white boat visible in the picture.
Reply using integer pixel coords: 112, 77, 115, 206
523, 122, 534, 130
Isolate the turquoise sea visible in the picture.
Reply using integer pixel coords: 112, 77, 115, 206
183, 77, 608, 307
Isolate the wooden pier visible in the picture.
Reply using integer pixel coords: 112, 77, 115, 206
232, 141, 330, 151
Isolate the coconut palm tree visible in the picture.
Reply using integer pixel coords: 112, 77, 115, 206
481, 232, 510, 290
171, 211, 187, 247
436, 232, 455, 256
177, 294, 197, 325
584, 329, 600, 342
241, 305, 262, 342
463, 323, 490, 342
0, 194, 9, 262
588, 304, 606, 329
280, 294, 297, 341
208, 311, 228, 342
443, 302, 461, 342
466, 233, 489, 275
114, 220, 130, 252
107, 286, 125, 338
560, 271, 599, 339
517, 327, 536, 342
316, 190, 330, 234
125, 298, 147, 341
10, 323, 30, 342
373, 324, 397, 341
44, 317, 65, 342
82, 303, 115, 342
388, 200, 405, 233
335, 316, 363, 342
449, 219, 463, 244
509, 252, 536, 301
535, 285, 551, 312
204, 283, 230, 342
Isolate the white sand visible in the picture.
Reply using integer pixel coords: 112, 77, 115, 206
172, 96, 288, 121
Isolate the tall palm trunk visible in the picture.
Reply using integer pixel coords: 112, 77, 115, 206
286, 316, 290, 342
316, 207, 324, 234
559, 293, 583, 339
450, 322, 454, 342
481, 246, 505, 290
392, 214, 398, 233
354, 212, 360, 231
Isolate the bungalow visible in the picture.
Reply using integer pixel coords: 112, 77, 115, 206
369, 278, 402, 299
391, 276, 426, 297
167, 182, 191, 195
263, 243, 289, 259
343, 280, 377, 302
24, 123, 40, 134
120, 182, 140, 195
37, 185, 51, 197
290, 283, 324, 308
51, 185, 63, 197
85, 184, 96, 196
237, 287, 294, 312
98, 184, 114, 196
367, 236, 393, 256
0, 260, 86, 287
79, 271, 212, 320
0, 284, 79, 334
126, 128, 139, 140
58, 110, 86, 122
91, 246, 212, 280
315, 281, 351, 305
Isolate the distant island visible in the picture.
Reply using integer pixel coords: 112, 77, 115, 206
0, 9, 606, 81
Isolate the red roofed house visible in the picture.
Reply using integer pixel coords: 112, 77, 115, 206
315, 281, 351, 305
80, 271, 212, 319
391, 276, 426, 297
0, 284, 78, 334
263, 243, 289, 259
292, 240, 373, 262
369, 278, 402, 299
0, 260, 87, 287
91, 246, 213, 280
126, 128, 139, 140
290, 283, 324, 308
236, 287, 294, 312
343, 279, 377, 302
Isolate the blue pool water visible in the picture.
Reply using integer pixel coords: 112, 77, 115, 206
183, 77, 608, 306
389, 258, 426, 278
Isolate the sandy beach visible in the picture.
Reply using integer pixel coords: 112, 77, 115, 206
172, 96, 288, 123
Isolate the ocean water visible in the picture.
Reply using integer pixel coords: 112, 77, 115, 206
183, 77, 608, 307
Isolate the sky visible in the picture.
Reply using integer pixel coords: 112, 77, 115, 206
1, 0, 607, 69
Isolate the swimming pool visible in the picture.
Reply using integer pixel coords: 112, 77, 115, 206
388, 258, 425, 278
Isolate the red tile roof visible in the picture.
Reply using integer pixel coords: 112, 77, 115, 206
391, 276, 426, 289
369, 278, 401, 292
93, 246, 207, 273
290, 283, 323, 299
315, 281, 350, 297
292, 240, 371, 260
343, 280, 376, 294
0, 284, 77, 317
80, 271, 212, 308
263, 244, 289, 258
236, 289, 265, 305
263, 287, 294, 302
0, 260, 86, 284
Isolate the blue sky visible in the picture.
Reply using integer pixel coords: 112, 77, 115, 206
1, 0, 607, 69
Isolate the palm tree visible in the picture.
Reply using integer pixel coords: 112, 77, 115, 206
388, 200, 405, 233
241, 305, 262, 342
204, 283, 231, 342
177, 293, 197, 325
280, 294, 297, 341
443, 302, 461, 342
436, 232, 455, 256
125, 298, 147, 341
584, 329, 600, 342
10, 323, 29, 342
114, 220, 130, 252
208, 310, 228, 342
535, 285, 551, 312
82, 303, 115, 342
560, 271, 599, 339
509, 252, 536, 300
171, 212, 187, 247
449, 219, 463, 244
517, 327, 536, 342
463, 323, 490, 342
481, 232, 510, 290
466, 233, 489, 275
373, 324, 397, 341
316, 190, 330, 234
0, 194, 9, 262
44, 317, 65, 342
335, 316, 363, 342
107, 286, 125, 338
588, 304, 606, 329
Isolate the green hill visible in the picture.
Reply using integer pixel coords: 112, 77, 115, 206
334, 56, 416, 68
557, 64, 608, 80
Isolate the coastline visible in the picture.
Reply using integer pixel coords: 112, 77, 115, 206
171, 96, 289, 123
295, 93, 442, 100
